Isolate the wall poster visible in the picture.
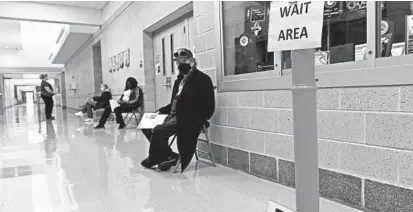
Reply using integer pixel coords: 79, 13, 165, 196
119, 52, 124, 69
125, 49, 130, 67
406, 15, 413, 55
108, 58, 113, 73
156, 65, 161, 75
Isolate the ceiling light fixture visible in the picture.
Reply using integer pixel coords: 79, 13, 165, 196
23, 74, 40, 79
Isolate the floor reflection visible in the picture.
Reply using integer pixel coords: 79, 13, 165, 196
0, 104, 309, 212
45, 120, 57, 159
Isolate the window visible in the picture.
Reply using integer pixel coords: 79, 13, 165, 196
378, 1, 413, 58
282, 1, 367, 69
170, 34, 175, 74
222, 1, 275, 76
161, 37, 166, 75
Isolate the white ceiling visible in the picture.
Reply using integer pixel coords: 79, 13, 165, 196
40, 1, 107, 9
0, 20, 22, 50
3, 72, 59, 79
0, 1, 109, 68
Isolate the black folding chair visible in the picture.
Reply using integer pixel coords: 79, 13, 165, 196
168, 121, 216, 172
123, 89, 144, 128
123, 108, 141, 127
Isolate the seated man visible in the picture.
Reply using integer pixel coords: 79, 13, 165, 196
95, 77, 143, 130
75, 84, 112, 122
141, 48, 215, 172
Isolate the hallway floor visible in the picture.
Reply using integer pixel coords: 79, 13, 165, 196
0, 104, 359, 212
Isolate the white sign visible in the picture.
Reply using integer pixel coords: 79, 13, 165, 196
137, 113, 168, 129
405, 15, 413, 54
267, 201, 294, 212
109, 99, 120, 112
268, 1, 324, 51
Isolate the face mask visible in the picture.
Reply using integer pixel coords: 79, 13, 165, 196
178, 63, 191, 74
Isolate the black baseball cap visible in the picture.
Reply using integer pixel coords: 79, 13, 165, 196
173, 48, 193, 61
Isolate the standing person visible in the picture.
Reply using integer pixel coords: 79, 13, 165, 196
40, 74, 55, 120
75, 84, 112, 122
140, 48, 215, 172
95, 77, 143, 130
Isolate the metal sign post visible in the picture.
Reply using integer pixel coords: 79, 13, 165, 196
266, 1, 323, 212
291, 49, 319, 212
0, 74, 4, 115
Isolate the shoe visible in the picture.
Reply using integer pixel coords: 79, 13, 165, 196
158, 153, 179, 171
47, 116, 56, 120
94, 124, 104, 129
85, 118, 93, 122
75, 112, 84, 117
118, 124, 126, 130
141, 157, 158, 169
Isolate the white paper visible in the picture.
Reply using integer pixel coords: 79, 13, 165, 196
355, 43, 367, 61
109, 99, 120, 112
392, 42, 405, 57
267, 200, 293, 212
137, 113, 168, 129
268, 1, 324, 51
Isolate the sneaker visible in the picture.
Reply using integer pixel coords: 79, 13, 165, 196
85, 118, 93, 122
94, 124, 104, 129
158, 153, 179, 171
75, 112, 84, 117
118, 124, 126, 130
141, 157, 158, 169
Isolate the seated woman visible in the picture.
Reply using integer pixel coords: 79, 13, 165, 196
95, 77, 143, 130
75, 84, 112, 122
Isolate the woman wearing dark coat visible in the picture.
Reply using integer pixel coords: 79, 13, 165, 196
95, 77, 143, 130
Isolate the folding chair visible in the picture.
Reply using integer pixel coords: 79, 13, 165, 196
123, 89, 144, 128
168, 121, 216, 172
123, 108, 141, 127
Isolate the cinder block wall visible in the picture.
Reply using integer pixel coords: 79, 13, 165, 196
63, 1, 413, 211
195, 2, 413, 212
65, 47, 95, 108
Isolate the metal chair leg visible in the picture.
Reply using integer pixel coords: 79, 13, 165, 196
174, 159, 181, 173
134, 113, 140, 124
169, 135, 176, 147
125, 114, 133, 126
203, 126, 216, 167
195, 150, 199, 161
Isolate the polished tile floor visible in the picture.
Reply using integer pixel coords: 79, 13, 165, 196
0, 104, 360, 212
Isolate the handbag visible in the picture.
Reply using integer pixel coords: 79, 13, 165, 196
41, 91, 54, 97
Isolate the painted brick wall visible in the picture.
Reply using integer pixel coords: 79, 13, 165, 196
64, 46, 94, 108
65, 1, 190, 112
63, 1, 413, 211
194, 2, 413, 212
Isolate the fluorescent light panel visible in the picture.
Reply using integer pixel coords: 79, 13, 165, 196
22, 74, 40, 79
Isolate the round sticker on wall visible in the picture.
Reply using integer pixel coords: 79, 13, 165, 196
381, 20, 389, 36
325, 1, 336, 8
240, 35, 249, 47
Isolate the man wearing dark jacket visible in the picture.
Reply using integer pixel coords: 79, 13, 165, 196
141, 48, 215, 172
75, 84, 112, 121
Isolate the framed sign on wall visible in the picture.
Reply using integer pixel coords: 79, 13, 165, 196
125, 49, 130, 67
119, 52, 124, 69
108, 58, 113, 73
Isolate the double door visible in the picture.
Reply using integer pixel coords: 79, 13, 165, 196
153, 15, 194, 109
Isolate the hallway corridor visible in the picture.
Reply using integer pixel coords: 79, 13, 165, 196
0, 105, 359, 212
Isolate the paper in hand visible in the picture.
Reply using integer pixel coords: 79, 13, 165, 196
109, 99, 120, 112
